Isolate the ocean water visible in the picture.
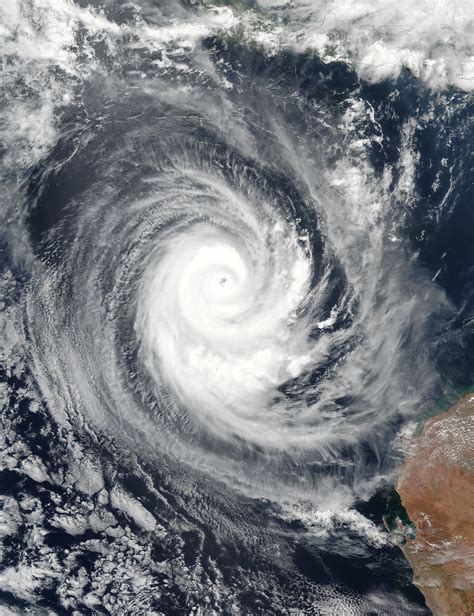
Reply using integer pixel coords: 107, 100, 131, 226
0, 0, 472, 613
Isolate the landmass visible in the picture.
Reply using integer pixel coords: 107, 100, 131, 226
396, 394, 474, 616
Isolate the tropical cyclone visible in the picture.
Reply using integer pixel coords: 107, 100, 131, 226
397, 394, 474, 616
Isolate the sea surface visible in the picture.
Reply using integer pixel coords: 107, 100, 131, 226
0, 0, 473, 613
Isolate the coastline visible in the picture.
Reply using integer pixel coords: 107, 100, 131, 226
396, 394, 474, 615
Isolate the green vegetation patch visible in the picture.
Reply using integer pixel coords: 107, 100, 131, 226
384, 490, 416, 545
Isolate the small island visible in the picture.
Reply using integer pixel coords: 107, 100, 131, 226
397, 394, 474, 615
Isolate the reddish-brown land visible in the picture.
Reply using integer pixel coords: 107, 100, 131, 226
397, 394, 474, 616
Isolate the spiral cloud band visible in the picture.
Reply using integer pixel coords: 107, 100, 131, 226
22, 102, 447, 514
